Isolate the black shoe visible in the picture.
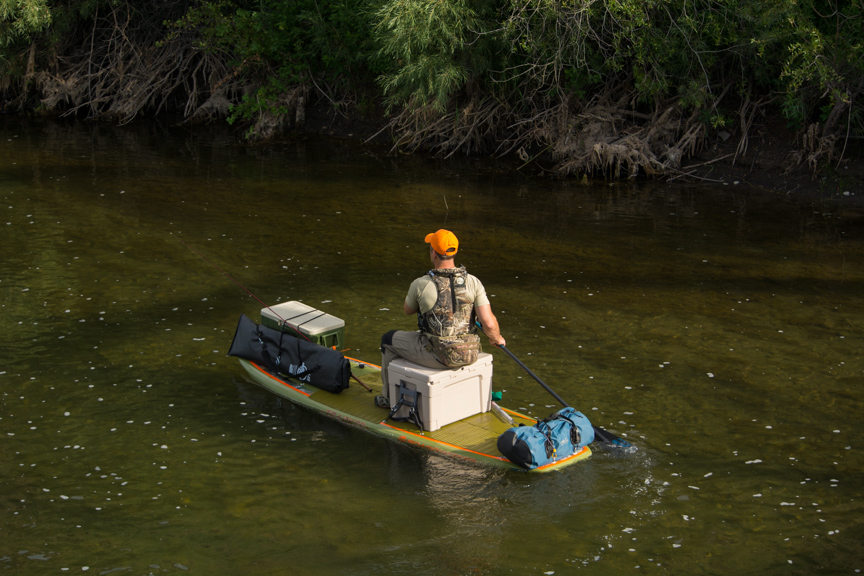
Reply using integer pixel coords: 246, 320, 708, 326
374, 395, 389, 409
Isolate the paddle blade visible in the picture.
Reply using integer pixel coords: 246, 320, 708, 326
592, 425, 634, 449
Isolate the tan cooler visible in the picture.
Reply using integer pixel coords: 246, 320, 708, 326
260, 301, 345, 349
387, 353, 494, 431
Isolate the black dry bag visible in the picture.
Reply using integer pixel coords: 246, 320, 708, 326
227, 314, 350, 394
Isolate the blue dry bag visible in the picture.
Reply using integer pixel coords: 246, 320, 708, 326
497, 407, 595, 470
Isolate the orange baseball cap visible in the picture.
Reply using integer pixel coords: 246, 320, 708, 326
425, 229, 459, 256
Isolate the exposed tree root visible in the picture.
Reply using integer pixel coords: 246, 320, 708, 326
16, 2, 247, 125
378, 87, 710, 178
550, 98, 706, 177
247, 86, 310, 142
383, 96, 508, 157
786, 123, 838, 175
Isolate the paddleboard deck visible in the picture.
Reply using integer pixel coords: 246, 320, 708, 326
236, 357, 591, 472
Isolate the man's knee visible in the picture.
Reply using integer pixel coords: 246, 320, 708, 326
381, 330, 398, 353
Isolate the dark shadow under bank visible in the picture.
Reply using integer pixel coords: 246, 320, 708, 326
295, 101, 864, 211
3, 106, 863, 213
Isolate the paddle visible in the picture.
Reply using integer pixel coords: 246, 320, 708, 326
477, 323, 633, 449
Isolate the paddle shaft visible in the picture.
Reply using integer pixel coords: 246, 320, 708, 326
479, 325, 632, 448
498, 344, 624, 444
498, 345, 570, 407
475, 322, 572, 408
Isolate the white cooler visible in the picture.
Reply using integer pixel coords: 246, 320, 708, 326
387, 353, 494, 431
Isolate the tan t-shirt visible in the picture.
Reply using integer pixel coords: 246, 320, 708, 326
405, 272, 491, 314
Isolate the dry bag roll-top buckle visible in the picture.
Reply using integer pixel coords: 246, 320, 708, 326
385, 382, 424, 432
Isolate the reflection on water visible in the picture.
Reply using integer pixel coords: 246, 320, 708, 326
1, 118, 862, 575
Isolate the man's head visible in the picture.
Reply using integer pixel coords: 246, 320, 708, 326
425, 229, 458, 260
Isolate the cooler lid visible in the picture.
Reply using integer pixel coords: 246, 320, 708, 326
295, 312, 345, 335
261, 301, 344, 335
261, 301, 316, 324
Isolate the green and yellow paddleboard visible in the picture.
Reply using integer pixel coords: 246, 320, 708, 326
236, 357, 591, 472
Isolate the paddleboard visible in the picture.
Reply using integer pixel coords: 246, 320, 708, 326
236, 356, 592, 472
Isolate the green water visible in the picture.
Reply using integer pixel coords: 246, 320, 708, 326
2, 118, 862, 575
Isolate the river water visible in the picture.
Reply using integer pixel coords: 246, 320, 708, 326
1, 118, 862, 575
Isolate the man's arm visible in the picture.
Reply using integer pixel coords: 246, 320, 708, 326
404, 277, 422, 315
475, 304, 506, 347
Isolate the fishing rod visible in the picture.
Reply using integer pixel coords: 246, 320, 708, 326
171, 233, 373, 392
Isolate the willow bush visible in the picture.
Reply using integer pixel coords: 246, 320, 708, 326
373, 0, 504, 111
781, 0, 863, 137
0, 0, 51, 45
162, 0, 385, 134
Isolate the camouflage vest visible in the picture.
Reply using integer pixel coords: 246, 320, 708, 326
418, 266, 481, 367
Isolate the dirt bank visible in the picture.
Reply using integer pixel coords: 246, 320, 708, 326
678, 119, 864, 209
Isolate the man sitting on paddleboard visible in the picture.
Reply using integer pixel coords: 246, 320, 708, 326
377, 229, 506, 408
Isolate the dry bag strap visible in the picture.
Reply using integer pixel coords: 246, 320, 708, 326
536, 421, 556, 459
